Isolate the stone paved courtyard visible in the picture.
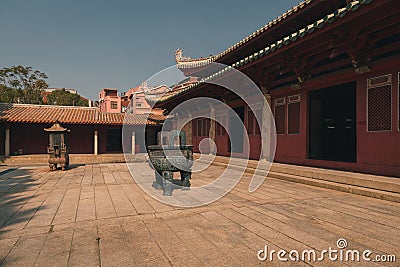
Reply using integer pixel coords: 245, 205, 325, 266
0, 163, 399, 266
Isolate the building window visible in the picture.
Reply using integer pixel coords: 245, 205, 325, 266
367, 74, 392, 132
216, 120, 221, 136
246, 107, 261, 135
111, 101, 118, 109
274, 98, 286, 134
255, 108, 261, 134
204, 119, 210, 136
247, 109, 254, 135
288, 94, 301, 134
216, 115, 226, 136
398, 72, 400, 131
136, 102, 142, 108
195, 118, 210, 137
197, 119, 202, 136
193, 119, 197, 137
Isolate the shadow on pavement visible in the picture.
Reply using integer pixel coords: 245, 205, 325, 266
0, 167, 44, 235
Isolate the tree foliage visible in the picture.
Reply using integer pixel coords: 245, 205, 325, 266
46, 89, 88, 106
0, 65, 48, 104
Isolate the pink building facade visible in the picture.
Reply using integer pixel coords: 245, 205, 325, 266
125, 82, 169, 115
98, 83, 171, 114
99, 88, 123, 113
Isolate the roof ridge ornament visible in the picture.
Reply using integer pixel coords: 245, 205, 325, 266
174, 48, 214, 68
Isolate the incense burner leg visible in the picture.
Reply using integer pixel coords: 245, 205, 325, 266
180, 170, 191, 190
152, 170, 163, 190
162, 171, 174, 196
49, 164, 55, 171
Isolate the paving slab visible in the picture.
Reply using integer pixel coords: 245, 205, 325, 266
0, 163, 398, 266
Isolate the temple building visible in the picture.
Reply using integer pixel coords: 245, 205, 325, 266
0, 103, 163, 156
152, 0, 400, 176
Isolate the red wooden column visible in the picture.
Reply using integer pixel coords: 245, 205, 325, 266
209, 107, 216, 154
261, 93, 272, 161
5, 127, 10, 157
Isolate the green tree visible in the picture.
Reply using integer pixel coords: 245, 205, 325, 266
0, 84, 19, 103
47, 89, 88, 106
0, 65, 48, 104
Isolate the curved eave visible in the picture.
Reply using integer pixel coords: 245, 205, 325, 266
176, 0, 316, 69
213, 0, 315, 62
157, 0, 373, 106
176, 58, 214, 69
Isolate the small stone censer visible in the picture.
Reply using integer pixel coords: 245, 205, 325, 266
44, 121, 70, 171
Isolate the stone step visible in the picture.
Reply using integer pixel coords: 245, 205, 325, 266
0, 153, 147, 165
270, 163, 400, 194
268, 171, 400, 203
194, 154, 400, 202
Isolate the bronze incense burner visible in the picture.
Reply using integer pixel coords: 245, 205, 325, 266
147, 130, 193, 196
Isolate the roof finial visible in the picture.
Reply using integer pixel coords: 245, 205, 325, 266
175, 48, 183, 61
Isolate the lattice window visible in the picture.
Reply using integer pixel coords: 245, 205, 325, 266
367, 74, 392, 132
193, 119, 197, 137
247, 109, 254, 135
222, 115, 226, 135
195, 119, 210, 136
197, 119, 202, 136
216, 121, 221, 136
216, 115, 226, 136
255, 109, 261, 134
246, 106, 262, 135
205, 119, 210, 136
274, 98, 286, 134
288, 94, 301, 134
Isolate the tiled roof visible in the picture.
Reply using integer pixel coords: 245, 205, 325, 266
175, 0, 314, 67
159, 0, 372, 104
213, 0, 314, 61
0, 103, 162, 126
146, 86, 188, 104
147, 113, 166, 122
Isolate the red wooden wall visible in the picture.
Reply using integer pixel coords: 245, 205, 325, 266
191, 99, 262, 160
271, 58, 400, 176
0, 123, 152, 155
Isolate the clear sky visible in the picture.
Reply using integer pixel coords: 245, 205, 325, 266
0, 0, 302, 100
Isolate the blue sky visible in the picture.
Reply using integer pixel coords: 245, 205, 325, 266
0, 0, 302, 100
